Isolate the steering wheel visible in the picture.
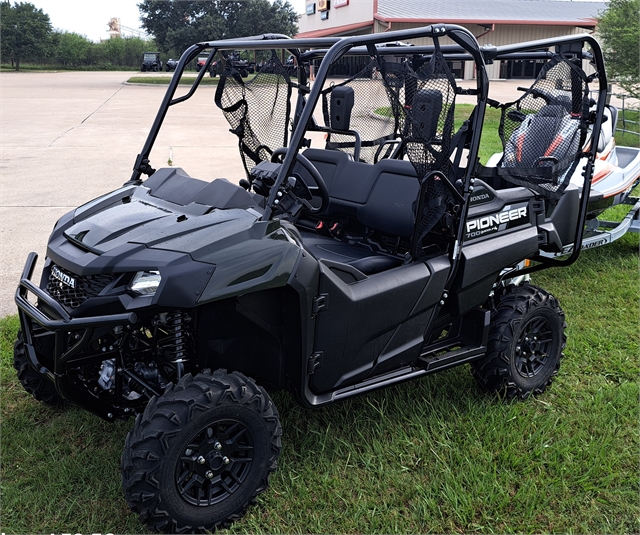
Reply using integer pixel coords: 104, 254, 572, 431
271, 148, 330, 214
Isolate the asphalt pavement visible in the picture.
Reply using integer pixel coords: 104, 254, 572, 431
0, 71, 633, 317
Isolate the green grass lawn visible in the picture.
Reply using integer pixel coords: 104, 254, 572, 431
615, 108, 640, 148
456, 104, 503, 163
1, 107, 638, 533
1, 223, 638, 533
126, 73, 259, 85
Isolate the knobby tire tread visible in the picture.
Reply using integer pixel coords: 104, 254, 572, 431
471, 284, 567, 400
121, 369, 281, 534
13, 331, 64, 407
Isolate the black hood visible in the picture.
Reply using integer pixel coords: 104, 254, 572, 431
65, 196, 259, 255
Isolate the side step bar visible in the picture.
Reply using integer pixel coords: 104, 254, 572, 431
305, 308, 490, 406
309, 345, 487, 406
327, 344, 485, 404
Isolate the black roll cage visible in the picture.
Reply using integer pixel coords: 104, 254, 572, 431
127, 25, 607, 281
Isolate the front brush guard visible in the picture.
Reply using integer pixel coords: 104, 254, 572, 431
15, 253, 138, 420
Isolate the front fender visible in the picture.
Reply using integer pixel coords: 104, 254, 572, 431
197, 223, 302, 303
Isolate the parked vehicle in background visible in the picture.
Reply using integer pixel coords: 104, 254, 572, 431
195, 56, 208, 72
141, 52, 162, 72
209, 51, 255, 77
165, 58, 178, 72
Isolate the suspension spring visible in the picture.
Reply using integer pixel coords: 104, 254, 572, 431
156, 310, 192, 365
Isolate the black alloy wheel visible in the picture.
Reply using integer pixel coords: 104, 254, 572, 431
176, 419, 255, 507
471, 284, 566, 399
122, 369, 281, 533
513, 315, 553, 378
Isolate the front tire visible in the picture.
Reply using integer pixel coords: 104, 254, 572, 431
472, 284, 566, 399
13, 331, 64, 407
121, 370, 282, 533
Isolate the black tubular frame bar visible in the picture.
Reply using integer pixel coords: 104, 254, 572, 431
493, 33, 607, 276
128, 26, 488, 185
262, 24, 488, 293
127, 27, 607, 278
262, 24, 488, 220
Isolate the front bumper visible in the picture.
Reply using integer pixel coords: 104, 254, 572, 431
16, 253, 137, 331
15, 253, 138, 419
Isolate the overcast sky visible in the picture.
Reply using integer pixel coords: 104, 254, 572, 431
27, 0, 307, 42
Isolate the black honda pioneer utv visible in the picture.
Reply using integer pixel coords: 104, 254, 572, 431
15, 25, 607, 533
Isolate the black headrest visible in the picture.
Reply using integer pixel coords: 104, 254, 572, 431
329, 86, 355, 131
411, 89, 443, 142
537, 105, 568, 118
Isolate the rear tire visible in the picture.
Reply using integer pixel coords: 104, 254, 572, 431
13, 331, 64, 407
121, 369, 281, 533
472, 284, 566, 399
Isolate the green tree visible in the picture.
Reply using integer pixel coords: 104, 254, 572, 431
597, 0, 640, 99
0, 1, 53, 70
122, 36, 153, 66
102, 36, 126, 66
54, 31, 90, 67
92, 36, 156, 68
138, 0, 298, 55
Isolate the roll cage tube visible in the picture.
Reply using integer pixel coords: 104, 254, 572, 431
128, 33, 301, 184
493, 34, 607, 277
128, 42, 208, 184
442, 27, 489, 289
263, 24, 489, 223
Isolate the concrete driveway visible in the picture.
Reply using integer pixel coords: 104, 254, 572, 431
0, 71, 632, 317
1, 70, 247, 317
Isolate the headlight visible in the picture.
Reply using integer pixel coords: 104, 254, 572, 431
130, 271, 161, 295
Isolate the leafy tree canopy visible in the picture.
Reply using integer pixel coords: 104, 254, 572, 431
1, 1, 53, 70
597, 0, 640, 99
138, 0, 298, 55
54, 32, 91, 67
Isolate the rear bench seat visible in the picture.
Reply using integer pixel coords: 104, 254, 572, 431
295, 149, 420, 275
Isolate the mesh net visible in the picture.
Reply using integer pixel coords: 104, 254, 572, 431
215, 54, 292, 176
379, 51, 458, 248
380, 53, 457, 180
321, 60, 399, 164
499, 58, 589, 198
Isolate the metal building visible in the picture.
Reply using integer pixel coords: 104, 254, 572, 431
297, 0, 607, 79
